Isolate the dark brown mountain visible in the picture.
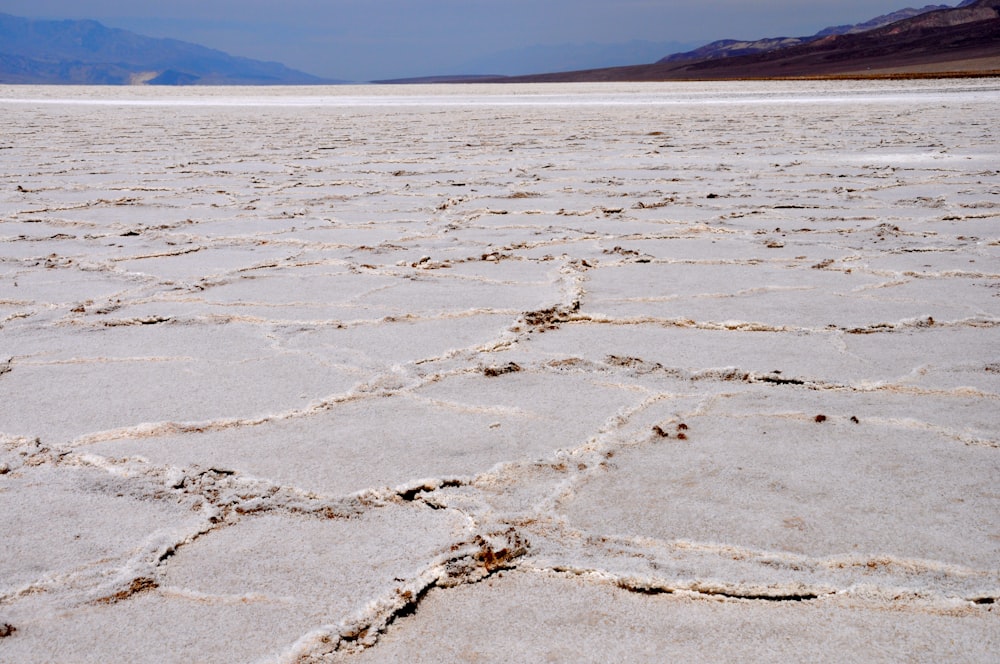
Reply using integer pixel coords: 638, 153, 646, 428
491, 0, 1000, 82
658, 4, 955, 65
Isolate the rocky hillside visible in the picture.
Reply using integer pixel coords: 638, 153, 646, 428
659, 3, 970, 64
492, 0, 1000, 81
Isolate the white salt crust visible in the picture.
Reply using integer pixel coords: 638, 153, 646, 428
1, 81, 997, 662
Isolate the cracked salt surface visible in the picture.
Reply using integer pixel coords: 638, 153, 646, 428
1, 80, 997, 662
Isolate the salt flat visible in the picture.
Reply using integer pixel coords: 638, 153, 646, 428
1, 80, 997, 662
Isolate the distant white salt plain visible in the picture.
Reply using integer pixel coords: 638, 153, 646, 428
0, 80, 997, 662
2, 78, 999, 107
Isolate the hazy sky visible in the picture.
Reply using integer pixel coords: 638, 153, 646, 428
1, 1, 961, 81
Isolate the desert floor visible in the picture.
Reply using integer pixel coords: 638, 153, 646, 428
1, 80, 998, 662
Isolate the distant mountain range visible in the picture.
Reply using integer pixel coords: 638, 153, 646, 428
487, 0, 999, 82
0, 13, 335, 85
2, 2, 998, 85
657, 3, 964, 64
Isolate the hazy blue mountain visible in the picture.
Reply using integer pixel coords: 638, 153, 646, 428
0, 13, 338, 84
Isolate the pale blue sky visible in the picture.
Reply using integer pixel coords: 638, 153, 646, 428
0, 1, 962, 81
